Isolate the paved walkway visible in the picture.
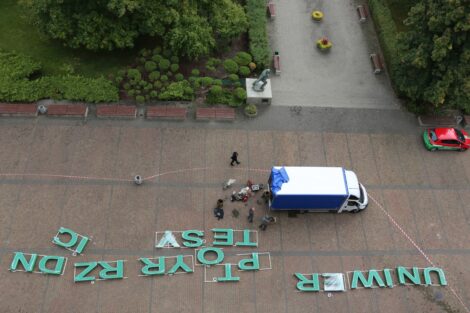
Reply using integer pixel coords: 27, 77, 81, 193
268, 0, 399, 109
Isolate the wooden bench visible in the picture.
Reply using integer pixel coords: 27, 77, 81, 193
215, 108, 235, 121
418, 115, 457, 127
273, 51, 281, 75
96, 105, 136, 119
356, 5, 368, 22
196, 108, 216, 120
267, 1, 276, 19
196, 107, 235, 121
47, 103, 88, 117
146, 106, 187, 120
369, 53, 383, 74
0, 103, 37, 117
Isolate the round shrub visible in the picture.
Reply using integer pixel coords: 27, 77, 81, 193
248, 62, 257, 71
145, 61, 157, 72
212, 79, 222, 86
139, 49, 151, 57
207, 57, 221, 67
127, 69, 141, 81
154, 81, 163, 89
115, 76, 123, 84
234, 82, 242, 87
193, 80, 201, 88
234, 87, 247, 100
200, 77, 213, 87
244, 104, 257, 116
152, 54, 162, 63
223, 59, 239, 74
170, 64, 179, 72
159, 59, 170, 71
209, 85, 223, 96
175, 73, 184, 81
166, 71, 173, 77
150, 90, 158, 99
148, 71, 161, 81
170, 56, 179, 64
139, 57, 146, 64
206, 65, 216, 72
139, 80, 147, 87
228, 74, 239, 82
136, 95, 145, 103
162, 49, 172, 58
153, 46, 162, 54
117, 69, 126, 77
123, 83, 131, 90
239, 66, 250, 77
160, 75, 168, 82
234, 52, 252, 66
127, 90, 135, 96
191, 69, 200, 77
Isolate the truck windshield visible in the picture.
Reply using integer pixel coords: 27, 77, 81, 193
359, 186, 364, 203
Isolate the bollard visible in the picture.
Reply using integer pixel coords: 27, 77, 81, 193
134, 175, 143, 185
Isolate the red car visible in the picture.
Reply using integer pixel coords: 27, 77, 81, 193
423, 128, 470, 151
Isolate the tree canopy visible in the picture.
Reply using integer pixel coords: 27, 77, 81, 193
24, 0, 248, 59
394, 0, 469, 113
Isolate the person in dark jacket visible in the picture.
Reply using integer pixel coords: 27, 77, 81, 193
214, 199, 224, 220
230, 152, 240, 166
247, 207, 255, 223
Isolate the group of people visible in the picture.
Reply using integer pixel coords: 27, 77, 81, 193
213, 201, 276, 231
213, 151, 276, 230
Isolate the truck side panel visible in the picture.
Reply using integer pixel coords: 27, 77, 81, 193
270, 194, 348, 210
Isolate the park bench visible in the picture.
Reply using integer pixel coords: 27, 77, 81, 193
196, 108, 216, 120
356, 5, 368, 23
267, 1, 275, 19
47, 103, 88, 118
0, 103, 37, 117
196, 107, 235, 121
96, 105, 136, 119
273, 51, 281, 75
215, 108, 235, 121
146, 106, 187, 120
369, 53, 383, 74
418, 115, 458, 127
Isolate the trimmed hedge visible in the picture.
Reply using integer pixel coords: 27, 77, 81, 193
367, 0, 399, 90
246, 0, 270, 69
0, 50, 118, 103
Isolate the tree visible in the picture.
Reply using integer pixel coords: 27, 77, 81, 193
24, 0, 247, 58
394, 0, 469, 113
164, 12, 215, 59
210, 0, 249, 43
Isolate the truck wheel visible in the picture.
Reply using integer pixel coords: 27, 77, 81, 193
350, 209, 360, 213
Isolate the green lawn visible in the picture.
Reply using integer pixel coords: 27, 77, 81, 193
385, 0, 416, 32
0, 0, 136, 77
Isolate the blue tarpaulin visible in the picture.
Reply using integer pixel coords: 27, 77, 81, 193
270, 167, 289, 194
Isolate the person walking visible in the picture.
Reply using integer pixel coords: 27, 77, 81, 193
214, 199, 224, 220
230, 152, 240, 166
259, 215, 276, 231
247, 207, 255, 223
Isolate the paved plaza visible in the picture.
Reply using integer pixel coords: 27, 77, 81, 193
0, 118, 469, 313
268, 0, 399, 109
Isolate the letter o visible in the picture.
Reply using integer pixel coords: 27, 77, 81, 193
197, 247, 224, 265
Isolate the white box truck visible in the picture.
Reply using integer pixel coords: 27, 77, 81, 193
268, 166, 368, 213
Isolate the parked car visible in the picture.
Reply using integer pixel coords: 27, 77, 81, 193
423, 128, 470, 151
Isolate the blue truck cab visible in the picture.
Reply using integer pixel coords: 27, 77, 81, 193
268, 166, 368, 213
